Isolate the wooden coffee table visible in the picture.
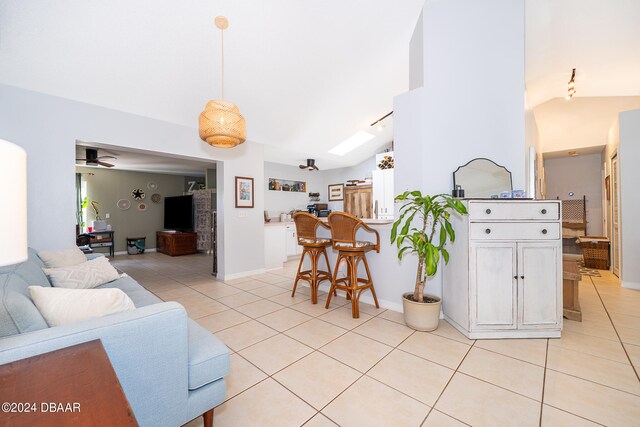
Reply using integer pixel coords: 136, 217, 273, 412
0, 340, 137, 426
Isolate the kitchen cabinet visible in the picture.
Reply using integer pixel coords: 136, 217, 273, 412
443, 200, 562, 339
344, 185, 372, 219
264, 224, 287, 269
285, 223, 302, 256
372, 169, 394, 219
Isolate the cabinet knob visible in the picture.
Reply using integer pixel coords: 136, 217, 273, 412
542, 229, 548, 235
485, 209, 492, 214
485, 228, 491, 234
541, 209, 547, 214
513, 276, 518, 279
520, 275, 525, 279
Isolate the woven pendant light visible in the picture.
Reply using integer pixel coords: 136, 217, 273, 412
199, 16, 246, 148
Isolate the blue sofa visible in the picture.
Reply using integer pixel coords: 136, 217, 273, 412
0, 249, 230, 426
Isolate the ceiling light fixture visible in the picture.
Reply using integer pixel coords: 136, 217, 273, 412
299, 159, 319, 171
566, 68, 577, 99
329, 131, 375, 156
370, 111, 393, 132
199, 16, 246, 148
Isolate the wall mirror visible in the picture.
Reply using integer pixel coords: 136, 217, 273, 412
453, 158, 513, 198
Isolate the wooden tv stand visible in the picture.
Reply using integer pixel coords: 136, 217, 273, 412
156, 231, 197, 256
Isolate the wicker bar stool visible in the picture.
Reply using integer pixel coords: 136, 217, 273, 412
325, 212, 380, 318
291, 212, 333, 304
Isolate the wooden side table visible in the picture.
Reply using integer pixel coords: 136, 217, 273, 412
0, 340, 137, 426
89, 230, 115, 257
563, 255, 582, 322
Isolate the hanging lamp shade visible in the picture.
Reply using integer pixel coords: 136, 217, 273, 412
199, 16, 246, 148
199, 100, 246, 148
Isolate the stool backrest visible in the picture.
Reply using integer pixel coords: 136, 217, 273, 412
292, 212, 326, 240
327, 212, 362, 246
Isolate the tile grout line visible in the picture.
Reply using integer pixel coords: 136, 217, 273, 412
538, 338, 549, 427
590, 276, 640, 382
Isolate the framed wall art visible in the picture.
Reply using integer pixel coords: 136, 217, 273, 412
328, 183, 344, 201
235, 176, 254, 208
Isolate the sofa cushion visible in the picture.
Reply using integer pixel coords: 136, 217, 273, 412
0, 248, 51, 288
96, 276, 163, 307
43, 257, 120, 289
28, 286, 135, 327
187, 320, 230, 390
38, 247, 87, 268
0, 273, 49, 338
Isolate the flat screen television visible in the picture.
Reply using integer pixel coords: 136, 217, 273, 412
164, 195, 194, 231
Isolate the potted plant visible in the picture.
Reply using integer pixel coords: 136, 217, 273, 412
390, 191, 467, 331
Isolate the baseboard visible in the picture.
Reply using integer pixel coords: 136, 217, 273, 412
114, 248, 157, 256
621, 280, 640, 290
222, 268, 266, 281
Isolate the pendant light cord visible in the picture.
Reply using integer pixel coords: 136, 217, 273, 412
220, 27, 224, 100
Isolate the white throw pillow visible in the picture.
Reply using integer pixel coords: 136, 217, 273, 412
43, 256, 120, 289
38, 247, 87, 268
29, 286, 135, 327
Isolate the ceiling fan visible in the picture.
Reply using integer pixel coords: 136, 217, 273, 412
299, 159, 319, 171
76, 148, 117, 168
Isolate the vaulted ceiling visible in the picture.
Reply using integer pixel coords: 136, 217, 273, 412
1, 1, 639, 167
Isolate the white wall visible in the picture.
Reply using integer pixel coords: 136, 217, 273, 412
544, 153, 604, 236
619, 109, 640, 289
0, 84, 264, 279
391, 0, 527, 299
525, 91, 543, 199
263, 162, 323, 218
321, 156, 378, 212
409, 9, 424, 90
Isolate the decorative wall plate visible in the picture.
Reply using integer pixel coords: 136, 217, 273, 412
117, 199, 131, 210
147, 181, 158, 190
151, 193, 162, 204
131, 189, 145, 200
137, 203, 147, 211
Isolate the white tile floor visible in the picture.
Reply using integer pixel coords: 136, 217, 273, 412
111, 252, 640, 427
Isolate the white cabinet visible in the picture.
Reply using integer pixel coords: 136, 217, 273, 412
264, 225, 287, 269
285, 223, 301, 256
444, 200, 562, 339
372, 169, 394, 219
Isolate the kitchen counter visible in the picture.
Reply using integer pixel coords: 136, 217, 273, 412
318, 218, 393, 225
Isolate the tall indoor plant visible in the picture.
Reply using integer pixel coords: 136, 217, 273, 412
390, 191, 467, 331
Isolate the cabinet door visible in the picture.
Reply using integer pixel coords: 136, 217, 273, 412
470, 242, 517, 330
285, 226, 297, 256
518, 242, 560, 328
360, 189, 372, 218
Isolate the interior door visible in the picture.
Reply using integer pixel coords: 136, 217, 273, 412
518, 242, 560, 328
612, 154, 620, 277
470, 242, 517, 329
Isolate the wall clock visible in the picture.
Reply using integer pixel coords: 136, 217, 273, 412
131, 189, 145, 200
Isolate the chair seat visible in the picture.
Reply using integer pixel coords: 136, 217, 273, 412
335, 240, 374, 249
298, 237, 331, 245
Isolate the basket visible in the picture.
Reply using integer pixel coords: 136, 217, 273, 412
126, 237, 146, 255
578, 237, 609, 270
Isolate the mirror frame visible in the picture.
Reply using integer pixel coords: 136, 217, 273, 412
453, 158, 513, 198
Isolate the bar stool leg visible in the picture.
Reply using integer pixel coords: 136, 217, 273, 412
292, 248, 307, 297
325, 252, 342, 309
321, 248, 337, 296
310, 249, 320, 304
349, 255, 359, 318
361, 254, 379, 308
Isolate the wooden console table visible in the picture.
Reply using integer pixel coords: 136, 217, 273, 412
0, 340, 137, 426
156, 231, 197, 256
563, 255, 582, 322
89, 230, 114, 257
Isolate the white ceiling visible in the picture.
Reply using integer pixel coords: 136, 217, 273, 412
0, 0, 421, 169
525, 0, 640, 107
75, 142, 214, 176
534, 96, 640, 154
2, 0, 639, 168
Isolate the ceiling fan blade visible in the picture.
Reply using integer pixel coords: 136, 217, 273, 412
299, 165, 306, 169
98, 155, 117, 161
97, 161, 114, 168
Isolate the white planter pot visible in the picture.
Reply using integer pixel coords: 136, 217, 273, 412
402, 292, 441, 331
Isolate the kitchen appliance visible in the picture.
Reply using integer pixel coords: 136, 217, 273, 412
307, 204, 316, 214
317, 210, 331, 217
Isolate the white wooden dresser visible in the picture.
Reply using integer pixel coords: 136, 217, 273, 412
443, 200, 562, 339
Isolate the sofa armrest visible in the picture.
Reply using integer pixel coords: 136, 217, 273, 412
0, 302, 189, 427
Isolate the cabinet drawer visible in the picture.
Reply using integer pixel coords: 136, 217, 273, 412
469, 202, 559, 221
470, 222, 560, 240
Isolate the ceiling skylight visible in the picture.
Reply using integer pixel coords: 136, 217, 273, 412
328, 131, 375, 156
